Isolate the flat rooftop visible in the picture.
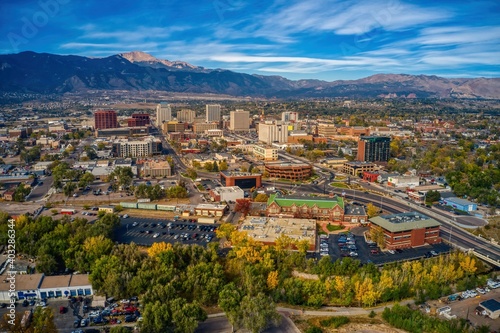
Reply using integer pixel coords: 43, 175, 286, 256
240, 217, 316, 249
69, 274, 91, 287
196, 204, 228, 210
370, 212, 441, 233
213, 186, 243, 194
480, 299, 500, 312
40, 275, 72, 289
221, 171, 260, 177
0, 273, 43, 292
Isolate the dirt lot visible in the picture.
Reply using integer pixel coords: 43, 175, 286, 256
425, 287, 500, 331
294, 315, 407, 333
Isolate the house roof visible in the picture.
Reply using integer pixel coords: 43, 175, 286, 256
370, 212, 441, 233
480, 299, 500, 312
267, 194, 344, 209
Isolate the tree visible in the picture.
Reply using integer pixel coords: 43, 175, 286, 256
254, 193, 269, 202
425, 190, 441, 203
63, 182, 77, 199
219, 160, 228, 171
370, 225, 386, 249
366, 203, 380, 218
186, 168, 198, 179
110, 166, 133, 191
251, 167, 261, 174
218, 283, 243, 332
109, 327, 131, 333
29, 307, 58, 333
240, 293, 281, 333
235, 199, 251, 217
148, 242, 173, 257
78, 172, 95, 189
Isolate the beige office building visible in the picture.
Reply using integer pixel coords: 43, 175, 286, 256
193, 122, 219, 134
258, 121, 289, 144
177, 109, 195, 123
206, 104, 221, 122
156, 103, 172, 126
229, 110, 250, 131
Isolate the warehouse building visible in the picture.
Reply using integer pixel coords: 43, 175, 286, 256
220, 171, 262, 189
209, 186, 244, 202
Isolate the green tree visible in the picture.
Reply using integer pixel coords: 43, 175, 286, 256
219, 160, 228, 171
30, 307, 58, 333
240, 293, 281, 333
254, 193, 269, 202
425, 190, 441, 203
218, 283, 243, 332
78, 172, 95, 189
109, 327, 131, 333
110, 166, 134, 191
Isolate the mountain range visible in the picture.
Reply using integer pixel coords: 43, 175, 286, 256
1, 51, 499, 99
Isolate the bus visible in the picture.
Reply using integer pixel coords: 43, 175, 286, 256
61, 209, 76, 215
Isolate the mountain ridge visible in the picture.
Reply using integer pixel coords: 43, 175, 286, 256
1, 51, 499, 99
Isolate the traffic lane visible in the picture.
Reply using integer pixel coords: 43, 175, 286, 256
29, 175, 53, 200
116, 217, 219, 247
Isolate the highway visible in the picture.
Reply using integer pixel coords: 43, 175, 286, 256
305, 181, 500, 266
164, 133, 500, 266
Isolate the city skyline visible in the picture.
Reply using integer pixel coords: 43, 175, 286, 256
1, 0, 499, 80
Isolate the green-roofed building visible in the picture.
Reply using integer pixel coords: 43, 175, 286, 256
266, 194, 346, 221
369, 212, 441, 250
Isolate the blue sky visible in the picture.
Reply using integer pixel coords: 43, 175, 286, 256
1, 0, 499, 80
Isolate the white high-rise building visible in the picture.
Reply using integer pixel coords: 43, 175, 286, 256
206, 104, 221, 122
282, 111, 298, 123
229, 110, 250, 131
156, 103, 172, 126
258, 121, 289, 144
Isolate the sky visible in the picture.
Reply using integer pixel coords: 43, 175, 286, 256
0, 0, 499, 80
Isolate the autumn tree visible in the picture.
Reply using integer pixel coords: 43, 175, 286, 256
254, 193, 269, 202
366, 203, 380, 218
369, 225, 386, 249
148, 242, 173, 257
234, 199, 251, 217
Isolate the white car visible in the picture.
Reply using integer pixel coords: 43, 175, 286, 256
132, 222, 138, 227
387, 249, 396, 254
123, 214, 129, 218
153, 233, 160, 238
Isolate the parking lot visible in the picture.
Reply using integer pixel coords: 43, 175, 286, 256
115, 217, 219, 246
319, 227, 451, 265
424, 287, 500, 332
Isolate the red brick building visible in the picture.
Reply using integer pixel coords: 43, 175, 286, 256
94, 110, 118, 129
369, 212, 441, 250
362, 171, 380, 182
265, 162, 312, 181
128, 113, 150, 127
220, 171, 262, 189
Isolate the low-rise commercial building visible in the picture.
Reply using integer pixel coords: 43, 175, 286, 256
265, 162, 312, 181
193, 122, 219, 134
342, 161, 377, 177
369, 212, 441, 250
267, 194, 345, 221
440, 197, 477, 212
387, 175, 420, 188
209, 186, 244, 202
253, 145, 278, 161
240, 216, 316, 251
220, 171, 262, 189
141, 160, 172, 178
195, 204, 228, 217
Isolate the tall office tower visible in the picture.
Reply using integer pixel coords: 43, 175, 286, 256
156, 103, 172, 126
206, 104, 221, 122
258, 121, 289, 145
229, 110, 250, 131
357, 136, 391, 162
176, 109, 195, 123
94, 110, 118, 129
281, 111, 299, 123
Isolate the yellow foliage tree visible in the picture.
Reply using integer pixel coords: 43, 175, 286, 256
215, 223, 236, 241
460, 255, 477, 275
296, 239, 310, 255
275, 234, 294, 253
267, 270, 279, 290
366, 203, 380, 218
147, 242, 172, 257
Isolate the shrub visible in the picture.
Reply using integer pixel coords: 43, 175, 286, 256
319, 316, 350, 328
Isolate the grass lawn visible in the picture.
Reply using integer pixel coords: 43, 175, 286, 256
330, 182, 349, 189
327, 224, 345, 232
